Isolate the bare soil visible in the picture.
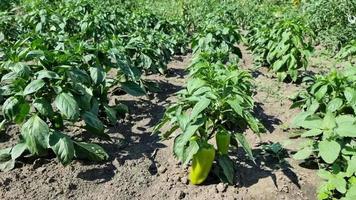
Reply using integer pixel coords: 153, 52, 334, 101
0, 47, 320, 200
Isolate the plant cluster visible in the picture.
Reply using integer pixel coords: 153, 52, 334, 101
247, 18, 313, 82
291, 65, 356, 199
155, 23, 264, 185
0, 0, 189, 171
301, 0, 356, 51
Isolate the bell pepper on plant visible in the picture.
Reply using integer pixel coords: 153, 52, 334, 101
189, 143, 216, 185
216, 129, 231, 155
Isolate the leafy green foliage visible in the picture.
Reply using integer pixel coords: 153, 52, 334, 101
0, 0, 189, 170
302, 0, 356, 50
291, 65, 356, 199
155, 18, 264, 184
337, 40, 356, 62
291, 66, 356, 116
248, 18, 313, 82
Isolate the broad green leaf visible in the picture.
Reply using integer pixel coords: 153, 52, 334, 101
326, 98, 343, 112
336, 115, 356, 125
272, 55, 289, 72
33, 98, 53, 117
0, 148, 13, 171
177, 113, 190, 132
2, 96, 30, 124
322, 112, 336, 130
104, 105, 117, 125
55, 92, 79, 121
174, 124, 201, 161
346, 156, 356, 176
89, 66, 106, 85
319, 140, 341, 164
234, 133, 254, 162
11, 143, 27, 160
344, 87, 356, 105
36, 70, 60, 79
49, 131, 74, 166
82, 111, 108, 139
301, 129, 323, 137
293, 147, 313, 160
182, 140, 199, 165
23, 79, 45, 95
74, 142, 109, 161
69, 68, 91, 84
187, 78, 206, 94
21, 115, 49, 156
217, 155, 234, 184
121, 81, 146, 96
26, 50, 44, 60
0, 157, 15, 172
227, 99, 243, 116
335, 125, 356, 137
190, 98, 210, 120
345, 185, 356, 199
315, 85, 328, 101
330, 175, 347, 194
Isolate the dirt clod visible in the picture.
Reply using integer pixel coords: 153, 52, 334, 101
216, 183, 227, 193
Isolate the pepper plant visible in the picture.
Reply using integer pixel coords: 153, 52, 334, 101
248, 18, 313, 82
155, 23, 264, 184
291, 66, 356, 116
0, 0, 190, 171
292, 112, 356, 200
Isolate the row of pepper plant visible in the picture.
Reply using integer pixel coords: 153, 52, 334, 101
233, 1, 356, 198
291, 65, 356, 200
0, 0, 189, 171
154, 14, 265, 184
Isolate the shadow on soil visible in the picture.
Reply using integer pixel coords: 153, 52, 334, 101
235, 143, 300, 189
254, 103, 282, 133
76, 72, 184, 182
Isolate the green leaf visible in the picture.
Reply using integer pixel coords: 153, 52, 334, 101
227, 98, 243, 116
0, 148, 14, 172
82, 111, 109, 140
326, 98, 343, 113
190, 97, 210, 120
49, 131, 75, 166
73, 142, 109, 161
335, 125, 356, 137
2, 96, 30, 124
174, 124, 201, 161
346, 156, 356, 176
21, 115, 49, 156
187, 79, 206, 94
182, 140, 199, 165
23, 79, 45, 95
272, 55, 289, 72
104, 105, 117, 125
330, 174, 347, 194
217, 155, 234, 184
89, 66, 106, 85
322, 112, 336, 130
0, 157, 15, 172
315, 85, 328, 101
301, 129, 323, 137
319, 140, 341, 164
11, 143, 27, 160
55, 92, 79, 121
33, 98, 53, 117
234, 133, 254, 162
293, 147, 313, 160
121, 81, 146, 96
36, 70, 60, 79
345, 185, 356, 199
